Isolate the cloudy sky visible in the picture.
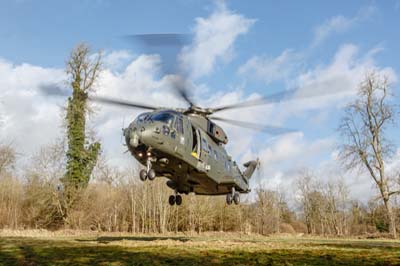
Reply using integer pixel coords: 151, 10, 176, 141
0, 0, 399, 202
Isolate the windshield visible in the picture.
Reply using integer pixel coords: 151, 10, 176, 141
151, 112, 175, 124
136, 113, 150, 123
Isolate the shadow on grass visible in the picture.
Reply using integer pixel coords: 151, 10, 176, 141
1, 237, 399, 266
305, 240, 400, 251
78, 235, 191, 244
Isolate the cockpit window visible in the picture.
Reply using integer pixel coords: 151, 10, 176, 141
136, 113, 150, 123
174, 117, 184, 134
151, 112, 174, 124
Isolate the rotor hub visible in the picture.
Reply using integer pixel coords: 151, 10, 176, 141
184, 105, 213, 116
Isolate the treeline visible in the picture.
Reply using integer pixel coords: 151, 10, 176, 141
0, 142, 398, 237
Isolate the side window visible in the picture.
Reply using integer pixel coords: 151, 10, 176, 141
201, 138, 209, 153
174, 117, 184, 134
225, 161, 231, 171
213, 150, 218, 160
208, 121, 215, 134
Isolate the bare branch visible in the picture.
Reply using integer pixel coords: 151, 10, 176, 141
338, 71, 398, 238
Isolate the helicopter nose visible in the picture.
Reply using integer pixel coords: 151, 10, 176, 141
125, 122, 161, 149
138, 124, 161, 144
124, 122, 139, 148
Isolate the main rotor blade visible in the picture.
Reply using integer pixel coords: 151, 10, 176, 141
125, 33, 191, 47
89, 96, 159, 110
210, 116, 297, 135
171, 77, 196, 107
210, 87, 344, 113
124, 33, 195, 108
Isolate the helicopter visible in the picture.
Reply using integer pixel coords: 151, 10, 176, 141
89, 84, 300, 206
86, 34, 335, 206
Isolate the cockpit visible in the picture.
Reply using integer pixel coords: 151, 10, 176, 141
135, 111, 177, 125
150, 112, 175, 124
134, 110, 183, 129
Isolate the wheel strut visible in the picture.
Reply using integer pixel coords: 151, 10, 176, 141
227, 187, 240, 205
146, 158, 152, 173
140, 158, 156, 181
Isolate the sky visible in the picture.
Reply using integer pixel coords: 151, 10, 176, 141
0, 0, 399, 203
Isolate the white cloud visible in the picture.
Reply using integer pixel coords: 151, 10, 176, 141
312, 5, 377, 47
296, 44, 397, 102
238, 49, 302, 84
246, 132, 336, 192
0, 59, 65, 158
233, 44, 397, 135
102, 50, 134, 71
230, 43, 398, 203
0, 1, 257, 171
179, 1, 255, 79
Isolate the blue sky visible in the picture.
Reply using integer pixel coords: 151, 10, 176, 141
1, 0, 399, 201
2, 1, 400, 69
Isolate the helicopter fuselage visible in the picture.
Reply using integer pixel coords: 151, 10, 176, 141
124, 109, 252, 195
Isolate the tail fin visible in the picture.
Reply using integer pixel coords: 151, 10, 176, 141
243, 158, 260, 179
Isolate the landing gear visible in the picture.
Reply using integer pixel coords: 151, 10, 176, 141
233, 192, 240, 205
139, 158, 156, 182
148, 169, 156, 181
175, 195, 182, 205
226, 187, 240, 205
169, 192, 182, 206
169, 195, 176, 205
139, 169, 147, 181
226, 193, 233, 205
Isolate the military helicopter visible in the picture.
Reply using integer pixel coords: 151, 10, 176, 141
89, 83, 300, 206
88, 34, 334, 206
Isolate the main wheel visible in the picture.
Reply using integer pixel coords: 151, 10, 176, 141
168, 195, 176, 206
175, 195, 182, 206
148, 169, 156, 181
139, 169, 147, 181
233, 192, 240, 205
226, 193, 232, 205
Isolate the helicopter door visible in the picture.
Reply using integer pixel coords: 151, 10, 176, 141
173, 116, 185, 156
191, 126, 201, 160
199, 133, 210, 166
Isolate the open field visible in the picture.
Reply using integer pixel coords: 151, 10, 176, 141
0, 231, 399, 266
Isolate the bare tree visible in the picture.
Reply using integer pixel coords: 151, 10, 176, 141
296, 169, 317, 234
0, 143, 16, 175
253, 188, 281, 234
23, 141, 66, 228
0, 143, 22, 229
339, 72, 398, 238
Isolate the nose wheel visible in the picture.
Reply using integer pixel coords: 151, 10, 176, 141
139, 158, 156, 181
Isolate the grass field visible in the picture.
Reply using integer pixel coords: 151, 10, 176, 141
0, 232, 399, 265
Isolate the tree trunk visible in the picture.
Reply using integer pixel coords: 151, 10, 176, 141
383, 197, 397, 238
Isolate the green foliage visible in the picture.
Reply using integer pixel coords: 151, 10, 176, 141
376, 220, 389, 233
62, 44, 101, 191
63, 89, 100, 188
60, 44, 102, 222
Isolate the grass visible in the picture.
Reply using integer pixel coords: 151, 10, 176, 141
0, 232, 399, 265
